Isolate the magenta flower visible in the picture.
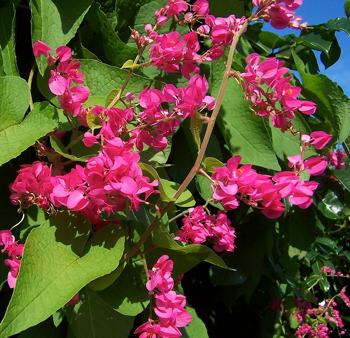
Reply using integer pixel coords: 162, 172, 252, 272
310, 131, 333, 150
32, 40, 51, 57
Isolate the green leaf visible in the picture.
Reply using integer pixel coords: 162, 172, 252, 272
159, 178, 196, 207
270, 116, 316, 160
66, 288, 134, 338
98, 261, 149, 316
133, 1, 166, 31
0, 76, 30, 131
211, 62, 280, 171
80, 59, 158, 97
152, 228, 230, 274
0, 212, 125, 337
317, 190, 344, 220
140, 141, 172, 166
30, 0, 92, 74
80, 3, 137, 66
190, 113, 203, 151
18, 318, 65, 338
328, 17, 350, 36
203, 157, 224, 173
196, 175, 223, 210
320, 37, 341, 68
334, 168, 350, 192
300, 31, 334, 57
183, 307, 209, 338
345, 1, 350, 17
0, 102, 58, 166
50, 136, 90, 162
0, 1, 19, 75
296, 65, 350, 143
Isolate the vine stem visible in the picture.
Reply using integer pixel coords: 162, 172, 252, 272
173, 20, 249, 200
126, 20, 249, 260
107, 52, 143, 109
27, 64, 36, 111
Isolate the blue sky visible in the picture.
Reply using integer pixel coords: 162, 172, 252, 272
267, 0, 350, 95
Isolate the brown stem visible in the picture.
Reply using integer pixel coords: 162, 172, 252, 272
27, 64, 36, 111
173, 21, 249, 200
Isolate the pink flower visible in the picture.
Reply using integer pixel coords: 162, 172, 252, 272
135, 320, 181, 338
193, 0, 209, 16
176, 206, 211, 244
48, 70, 68, 95
155, 291, 192, 327
10, 161, 54, 209
33, 40, 51, 57
176, 207, 236, 253
241, 53, 317, 130
56, 46, 72, 62
210, 212, 236, 252
4, 258, 21, 289
328, 149, 346, 169
310, 131, 333, 150
0, 230, 15, 252
304, 156, 328, 176
146, 255, 174, 293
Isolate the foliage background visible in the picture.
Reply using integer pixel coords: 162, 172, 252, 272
0, 0, 350, 337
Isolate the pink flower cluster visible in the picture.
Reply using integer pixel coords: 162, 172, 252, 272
175, 206, 236, 252
10, 161, 54, 210
133, 75, 214, 151
146, 0, 246, 77
0, 230, 24, 289
328, 149, 346, 169
150, 31, 200, 79
10, 139, 158, 225
33, 41, 89, 119
252, 0, 306, 29
135, 255, 192, 338
241, 53, 317, 131
321, 266, 350, 279
294, 295, 349, 338
210, 154, 324, 219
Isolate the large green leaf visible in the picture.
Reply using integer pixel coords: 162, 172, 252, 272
299, 72, 350, 143
0, 76, 30, 131
334, 168, 350, 192
80, 59, 158, 97
0, 102, 58, 166
98, 261, 149, 316
80, 3, 137, 66
152, 228, 230, 275
0, 1, 18, 75
0, 213, 125, 337
211, 61, 280, 170
328, 17, 350, 36
270, 116, 316, 160
183, 307, 209, 338
67, 288, 134, 338
30, 0, 92, 74
299, 31, 334, 57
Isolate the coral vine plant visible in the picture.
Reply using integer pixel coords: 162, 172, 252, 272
0, 0, 350, 337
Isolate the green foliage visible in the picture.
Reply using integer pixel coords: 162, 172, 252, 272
0, 1, 18, 76
66, 288, 134, 338
211, 61, 281, 170
0, 76, 30, 131
0, 213, 125, 337
0, 102, 57, 166
1, 1, 350, 337
30, 0, 92, 74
